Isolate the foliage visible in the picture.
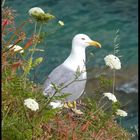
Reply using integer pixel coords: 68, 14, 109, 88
39, 99, 131, 140
2, 6, 131, 140
2, 6, 63, 140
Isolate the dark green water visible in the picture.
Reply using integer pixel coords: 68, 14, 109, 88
5, 0, 138, 139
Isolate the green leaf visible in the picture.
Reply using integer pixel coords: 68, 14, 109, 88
112, 101, 121, 113
52, 93, 71, 100
23, 58, 33, 74
32, 57, 43, 67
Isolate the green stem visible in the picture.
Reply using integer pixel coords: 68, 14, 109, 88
97, 96, 105, 108
38, 24, 42, 35
19, 97, 34, 133
2, 0, 6, 7
112, 70, 116, 94
112, 29, 118, 94
103, 104, 112, 112
2, 105, 12, 127
23, 23, 43, 85
31, 23, 42, 57
93, 102, 107, 115
23, 107, 35, 139
34, 22, 37, 35
119, 117, 122, 125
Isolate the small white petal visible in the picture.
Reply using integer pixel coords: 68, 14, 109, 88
8, 44, 24, 53
24, 98, 39, 111
58, 20, 64, 26
72, 108, 84, 115
104, 54, 121, 70
103, 92, 117, 102
116, 109, 128, 117
50, 101, 63, 109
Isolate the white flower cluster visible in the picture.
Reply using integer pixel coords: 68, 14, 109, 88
116, 109, 128, 117
28, 7, 55, 23
104, 54, 121, 70
103, 92, 117, 102
58, 20, 64, 26
103, 53, 127, 117
29, 7, 45, 16
28, 7, 64, 25
50, 101, 63, 109
8, 44, 24, 53
24, 98, 39, 111
103, 93, 127, 117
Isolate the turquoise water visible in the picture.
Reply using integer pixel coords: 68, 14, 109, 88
5, 0, 138, 139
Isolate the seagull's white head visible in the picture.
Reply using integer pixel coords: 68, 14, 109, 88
72, 34, 101, 48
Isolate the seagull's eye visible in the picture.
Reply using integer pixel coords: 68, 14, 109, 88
81, 38, 85, 40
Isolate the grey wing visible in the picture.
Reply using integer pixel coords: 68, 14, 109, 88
43, 64, 87, 102
43, 65, 76, 96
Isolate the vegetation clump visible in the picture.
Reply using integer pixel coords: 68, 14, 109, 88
2, 5, 131, 140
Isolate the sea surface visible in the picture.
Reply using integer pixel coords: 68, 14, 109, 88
5, 0, 138, 139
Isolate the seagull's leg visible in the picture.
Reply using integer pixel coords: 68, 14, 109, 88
63, 102, 74, 108
73, 101, 77, 109
67, 102, 74, 108
63, 102, 69, 108
72, 101, 84, 115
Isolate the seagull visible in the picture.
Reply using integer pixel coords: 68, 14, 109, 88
43, 34, 101, 113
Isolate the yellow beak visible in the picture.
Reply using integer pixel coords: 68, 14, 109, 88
87, 40, 101, 48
